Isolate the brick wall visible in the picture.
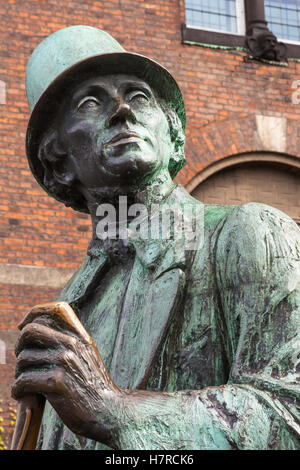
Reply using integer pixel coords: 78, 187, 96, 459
1, 0, 300, 446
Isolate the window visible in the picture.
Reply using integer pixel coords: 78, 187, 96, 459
265, 0, 300, 43
185, 0, 245, 35
182, 0, 300, 57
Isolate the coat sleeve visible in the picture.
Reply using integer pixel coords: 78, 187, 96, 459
112, 203, 300, 450
213, 202, 300, 448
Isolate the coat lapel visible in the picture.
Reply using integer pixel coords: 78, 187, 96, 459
109, 190, 192, 389
109, 262, 186, 389
57, 245, 108, 305
57, 186, 203, 390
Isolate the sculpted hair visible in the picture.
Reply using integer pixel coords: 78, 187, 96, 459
37, 129, 85, 212
37, 100, 186, 213
159, 99, 186, 179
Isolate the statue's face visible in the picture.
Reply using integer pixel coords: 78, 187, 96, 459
260, 33, 277, 60
57, 73, 173, 195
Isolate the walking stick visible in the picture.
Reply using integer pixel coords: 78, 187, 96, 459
11, 394, 45, 450
11, 301, 99, 450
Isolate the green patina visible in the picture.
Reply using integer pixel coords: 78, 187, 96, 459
20, 26, 300, 450
36, 189, 300, 450
183, 40, 248, 52
183, 40, 289, 66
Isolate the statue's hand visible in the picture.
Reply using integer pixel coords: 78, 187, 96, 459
12, 301, 120, 444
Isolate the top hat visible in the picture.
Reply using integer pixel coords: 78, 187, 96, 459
25, 25, 186, 206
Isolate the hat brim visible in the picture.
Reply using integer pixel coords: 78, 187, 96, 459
26, 52, 186, 209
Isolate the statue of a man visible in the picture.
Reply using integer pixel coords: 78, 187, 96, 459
12, 26, 300, 450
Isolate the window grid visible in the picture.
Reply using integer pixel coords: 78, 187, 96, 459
265, 0, 300, 42
185, 0, 242, 34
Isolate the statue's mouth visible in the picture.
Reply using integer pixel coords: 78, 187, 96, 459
105, 131, 143, 147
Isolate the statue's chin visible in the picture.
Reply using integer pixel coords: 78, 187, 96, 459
263, 49, 276, 60
100, 144, 161, 182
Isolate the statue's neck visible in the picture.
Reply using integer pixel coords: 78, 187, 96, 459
85, 173, 176, 242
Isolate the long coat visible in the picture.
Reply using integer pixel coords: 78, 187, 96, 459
37, 186, 300, 450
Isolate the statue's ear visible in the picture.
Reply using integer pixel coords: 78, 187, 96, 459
246, 37, 260, 58
163, 107, 186, 178
164, 106, 181, 144
38, 130, 75, 189
246, 37, 257, 51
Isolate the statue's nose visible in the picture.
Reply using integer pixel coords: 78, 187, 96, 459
108, 102, 136, 126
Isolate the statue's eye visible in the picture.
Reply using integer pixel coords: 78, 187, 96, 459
127, 90, 149, 104
77, 96, 101, 111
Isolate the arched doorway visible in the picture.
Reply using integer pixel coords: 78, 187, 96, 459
190, 157, 300, 226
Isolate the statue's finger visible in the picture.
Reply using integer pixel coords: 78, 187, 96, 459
15, 322, 79, 357
16, 347, 85, 380
17, 302, 107, 384
12, 368, 68, 400
16, 349, 58, 377
18, 301, 92, 346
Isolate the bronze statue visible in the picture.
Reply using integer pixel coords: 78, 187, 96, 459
11, 26, 300, 450
246, 29, 287, 62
